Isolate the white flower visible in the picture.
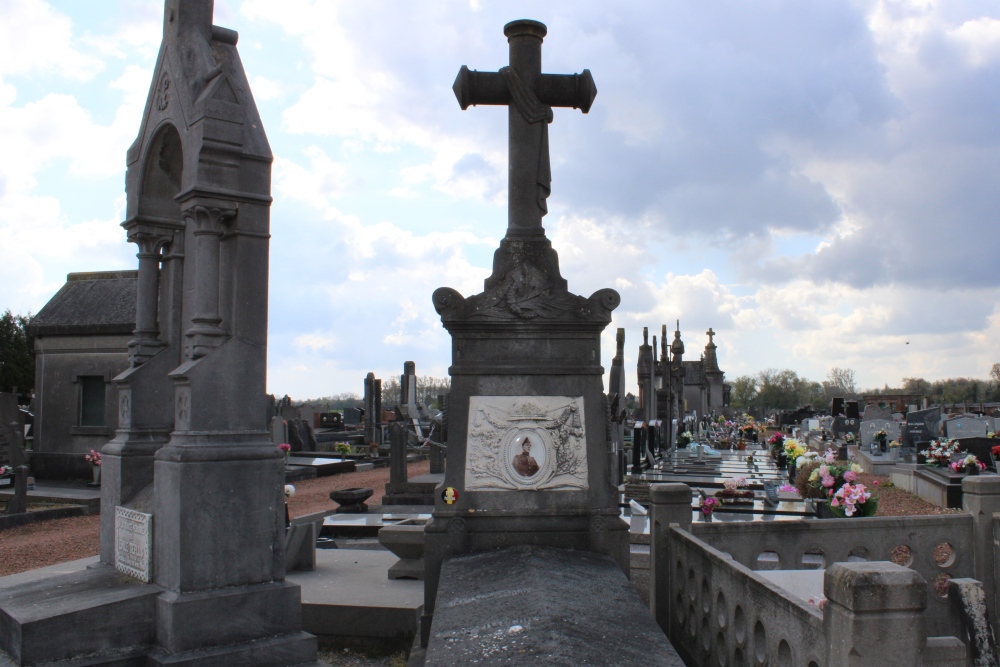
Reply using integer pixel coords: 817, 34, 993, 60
284, 484, 296, 498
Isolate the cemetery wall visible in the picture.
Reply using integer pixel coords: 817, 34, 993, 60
690, 515, 972, 637
31, 332, 131, 479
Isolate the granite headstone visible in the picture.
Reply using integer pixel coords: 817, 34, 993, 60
862, 404, 893, 421
860, 418, 900, 450
946, 417, 989, 439
831, 417, 861, 438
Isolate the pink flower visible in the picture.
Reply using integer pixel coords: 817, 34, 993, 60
278, 443, 291, 453
844, 471, 857, 482
821, 475, 835, 488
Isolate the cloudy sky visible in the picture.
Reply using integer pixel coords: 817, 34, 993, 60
2, 0, 1000, 399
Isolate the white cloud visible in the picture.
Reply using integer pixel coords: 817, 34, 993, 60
0, 0, 104, 80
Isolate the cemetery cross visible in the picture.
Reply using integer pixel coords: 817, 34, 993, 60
453, 19, 596, 235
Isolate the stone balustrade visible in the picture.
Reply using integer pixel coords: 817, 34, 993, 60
649, 481, 992, 666
690, 513, 973, 637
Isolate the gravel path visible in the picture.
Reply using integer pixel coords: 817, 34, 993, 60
0, 460, 430, 578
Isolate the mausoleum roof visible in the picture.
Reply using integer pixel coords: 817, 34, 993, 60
30, 271, 137, 336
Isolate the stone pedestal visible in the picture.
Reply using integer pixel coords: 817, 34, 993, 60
824, 562, 926, 665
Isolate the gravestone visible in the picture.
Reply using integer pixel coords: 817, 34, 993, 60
344, 406, 362, 426
0, 2, 317, 664
831, 416, 860, 438
901, 423, 933, 450
860, 419, 901, 451
425, 18, 624, 648
908, 407, 941, 438
831, 397, 845, 417
845, 401, 861, 418
862, 404, 893, 421
0, 423, 26, 469
946, 416, 989, 439
363, 372, 381, 447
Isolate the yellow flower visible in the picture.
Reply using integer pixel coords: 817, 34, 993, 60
809, 469, 819, 482
850, 463, 862, 473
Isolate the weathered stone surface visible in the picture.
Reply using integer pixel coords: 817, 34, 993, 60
862, 404, 893, 421
425, 545, 682, 666
948, 578, 999, 666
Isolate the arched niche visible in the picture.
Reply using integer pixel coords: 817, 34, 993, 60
137, 123, 183, 222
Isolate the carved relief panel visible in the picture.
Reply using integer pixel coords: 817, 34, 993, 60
465, 396, 588, 491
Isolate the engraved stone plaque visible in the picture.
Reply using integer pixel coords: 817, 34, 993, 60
465, 396, 588, 491
115, 506, 153, 582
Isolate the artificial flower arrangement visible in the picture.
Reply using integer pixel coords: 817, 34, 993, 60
278, 443, 291, 454
715, 475, 754, 504
991, 445, 1000, 459
0, 465, 12, 476
920, 439, 962, 467
700, 496, 719, 517
335, 443, 352, 455
796, 448, 877, 517
777, 484, 797, 493
989, 431, 999, 439
84, 449, 102, 466
284, 484, 295, 499
676, 431, 693, 447
949, 454, 986, 473
874, 429, 887, 439
888, 439, 901, 448
843, 432, 855, 443
784, 438, 806, 461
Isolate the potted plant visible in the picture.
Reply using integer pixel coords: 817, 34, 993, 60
888, 439, 901, 460
84, 449, 101, 486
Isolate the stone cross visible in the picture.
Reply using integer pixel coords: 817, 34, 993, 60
706, 327, 715, 344
453, 19, 596, 236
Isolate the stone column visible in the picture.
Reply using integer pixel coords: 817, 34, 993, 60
183, 203, 235, 359
364, 372, 377, 448
824, 562, 926, 666
127, 231, 171, 366
649, 483, 692, 634
963, 475, 1000, 639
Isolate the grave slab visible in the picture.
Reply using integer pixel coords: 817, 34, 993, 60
287, 456, 356, 476
425, 545, 683, 666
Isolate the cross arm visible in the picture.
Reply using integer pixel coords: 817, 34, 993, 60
453, 66, 597, 113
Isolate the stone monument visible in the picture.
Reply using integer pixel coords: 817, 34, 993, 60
424, 18, 625, 645
0, 2, 317, 664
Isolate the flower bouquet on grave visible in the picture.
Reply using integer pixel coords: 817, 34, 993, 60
767, 432, 785, 459
950, 454, 985, 476
784, 439, 805, 479
715, 475, 754, 504
334, 442, 352, 456
843, 432, 855, 445
676, 431, 693, 447
920, 439, 961, 467
829, 481, 877, 518
991, 445, 1000, 470
84, 449, 101, 466
0, 465, 12, 476
700, 496, 719, 521
873, 429, 888, 453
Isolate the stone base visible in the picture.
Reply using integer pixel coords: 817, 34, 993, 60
855, 448, 901, 476
0, 564, 159, 665
913, 466, 965, 508
0, 564, 317, 666
388, 559, 424, 580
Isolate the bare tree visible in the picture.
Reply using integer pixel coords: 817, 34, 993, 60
823, 367, 857, 398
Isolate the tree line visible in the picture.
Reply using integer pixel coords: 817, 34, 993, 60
730, 365, 1000, 411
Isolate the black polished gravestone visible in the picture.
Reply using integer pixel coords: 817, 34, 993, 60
845, 401, 860, 419
831, 417, 860, 439
901, 422, 932, 450
831, 397, 845, 417
907, 407, 941, 438
425, 18, 627, 649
